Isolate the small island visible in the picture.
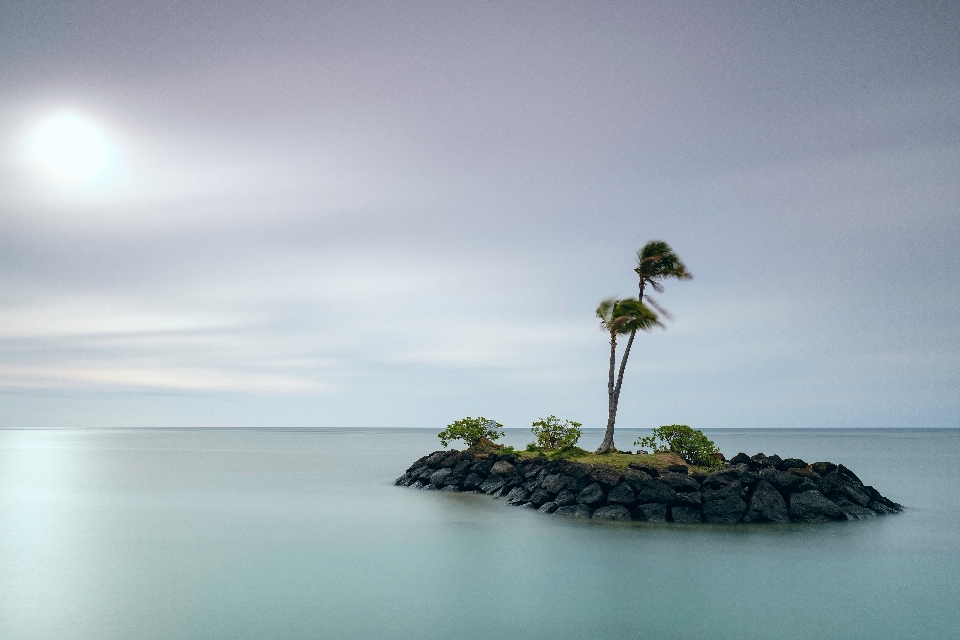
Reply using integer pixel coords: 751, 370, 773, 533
397, 244, 903, 524
395, 447, 902, 523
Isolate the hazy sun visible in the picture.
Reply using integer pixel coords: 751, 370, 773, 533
26, 112, 112, 184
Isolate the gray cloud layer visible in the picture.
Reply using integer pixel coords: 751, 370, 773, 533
1, 1, 957, 429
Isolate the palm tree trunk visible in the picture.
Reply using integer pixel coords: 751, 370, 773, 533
598, 331, 618, 453
610, 329, 637, 436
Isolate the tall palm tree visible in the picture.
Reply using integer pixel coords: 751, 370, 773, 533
635, 241, 692, 317
596, 298, 662, 453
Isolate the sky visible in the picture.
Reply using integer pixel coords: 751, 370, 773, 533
0, 1, 957, 430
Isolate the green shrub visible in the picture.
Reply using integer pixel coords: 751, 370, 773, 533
635, 424, 723, 468
529, 415, 582, 450
438, 416, 504, 448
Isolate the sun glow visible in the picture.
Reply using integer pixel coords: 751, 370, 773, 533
26, 112, 113, 184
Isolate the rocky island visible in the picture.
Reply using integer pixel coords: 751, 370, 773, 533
395, 449, 903, 523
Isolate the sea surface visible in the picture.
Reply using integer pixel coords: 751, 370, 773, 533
1, 427, 957, 640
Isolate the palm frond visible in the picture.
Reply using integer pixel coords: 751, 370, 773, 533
643, 295, 673, 321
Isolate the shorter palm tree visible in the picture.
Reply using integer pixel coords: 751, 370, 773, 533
596, 298, 662, 453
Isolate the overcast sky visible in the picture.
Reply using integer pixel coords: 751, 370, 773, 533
1, 1, 957, 430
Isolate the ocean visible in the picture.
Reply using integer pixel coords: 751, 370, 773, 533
1, 427, 957, 639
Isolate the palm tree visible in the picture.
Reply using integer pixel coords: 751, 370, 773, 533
634, 241, 692, 317
596, 298, 662, 453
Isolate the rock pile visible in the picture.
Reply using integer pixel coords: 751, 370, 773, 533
394, 450, 902, 523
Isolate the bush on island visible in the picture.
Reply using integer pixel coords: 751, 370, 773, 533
635, 424, 723, 469
438, 416, 504, 449
529, 415, 582, 450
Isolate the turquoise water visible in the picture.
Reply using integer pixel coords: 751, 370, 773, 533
1, 427, 957, 639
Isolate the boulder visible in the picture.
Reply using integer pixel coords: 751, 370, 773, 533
701, 483, 744, 503
429, 468, 453, 487
765, 454, 783, 468
470, 459, 495, 476
554, 489, 577, 507
702, 468, 754, 488
606, 482, 636, 504
566, 475, 592, 493
588, 464, 623, 487
835, 464, 864, 487
422, 483, 438, 490
523, 477, 542, 492
528, 489, 552, 507
554, 504, 593, 518
621, 468, 652, 485
821, 471, 871, 507
409, 480, 424, 489
659, 472, 700, 493
524, 464, 545, 478
811, 461, 837, 476
759, 468, 803, 493
869, 500, 897, 514
627, 463, 660, 477
672, 491, 702, 506
538, 502, 559, 514
461, 473, 484, 490
864, 486, 902, 512
793, 473, 823, 494
730, 452, 752, 465
577, 483, 606, 505
453, 459, 473, 474
505, 487, 530, 505
446, 474, 468, 488
671, 507, 703, 523
778, 457, 807, 471
789, 490, 847, 522
566, 462, 591, 478
417, 467, 436, 480
665, 464, 689, 475
424, 451, 447, 466
743, 480, 790, 523
592, 505, 632, 521
750, 453, 773, 468
479, 474, 508, 494
490, 460, 515, 475
834, 497, 877, 520
625, 476, 676, 504
440, 485, 460, 492
440, 453, 460, 468
541, 474, 572, 494
703, 495, 747, 523
634, 503, 668, 522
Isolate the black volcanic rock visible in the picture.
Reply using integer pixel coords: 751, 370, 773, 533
743, 480, 790, 523
790, 490, 847, 522
606, 482, 636, 504
576, 483, 606, 505
592, 505, 632, 521
703, 495, 747, 523
398, 449, 902, 526
555, 504, 592, 518
671, 506, 703, 523
634, 503, 668, 522
778, 458, 808, 471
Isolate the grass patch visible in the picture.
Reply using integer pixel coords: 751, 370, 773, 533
510, 447, 712, 474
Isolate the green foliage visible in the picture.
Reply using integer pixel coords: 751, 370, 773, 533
635, 424, 723, 468
438, 416, 504, 448
529, 415, 582, 450
596, 298, 661, 336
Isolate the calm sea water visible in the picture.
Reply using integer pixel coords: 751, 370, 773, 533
1, 427, 957, 640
